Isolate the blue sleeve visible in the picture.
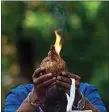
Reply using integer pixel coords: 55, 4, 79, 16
84, 83, 107, 112
4, 92, 21, 112
4, 85, 40, 112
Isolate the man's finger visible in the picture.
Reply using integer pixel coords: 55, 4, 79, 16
49, 82, 56, 88
57, 76, 72, 85
32, 67, 45, 78
65, 89, 70, 95
56, 80, 71, 90
61, 72, 80, 80
37, 77, 56, 89
33, 73, 53, 85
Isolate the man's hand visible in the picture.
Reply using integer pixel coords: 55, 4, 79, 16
16, 67, 56, 112
56, 71, 81, 104
56, 72, 80, 92
30, 67, 56, 104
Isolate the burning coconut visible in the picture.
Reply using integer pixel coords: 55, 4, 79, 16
41, 31, 75, 112
40, 30, 66, 77
40, 31, 67, 112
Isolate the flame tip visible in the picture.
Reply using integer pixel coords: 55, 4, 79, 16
54, 30, 62, 55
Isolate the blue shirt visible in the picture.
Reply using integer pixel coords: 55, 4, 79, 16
4, 83, 107, 112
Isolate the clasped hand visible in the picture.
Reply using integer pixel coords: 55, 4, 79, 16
30, 67, 81, 105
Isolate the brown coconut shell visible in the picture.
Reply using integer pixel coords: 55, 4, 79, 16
40, 45, 66, 76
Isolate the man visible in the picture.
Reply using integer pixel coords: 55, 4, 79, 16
4, 67, 107, 112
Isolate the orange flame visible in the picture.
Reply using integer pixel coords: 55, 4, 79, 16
54, 31, 62, 55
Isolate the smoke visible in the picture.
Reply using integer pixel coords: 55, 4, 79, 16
46, 2, 68, 33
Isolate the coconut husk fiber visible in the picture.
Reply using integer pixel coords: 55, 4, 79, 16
40, 45, 66, 77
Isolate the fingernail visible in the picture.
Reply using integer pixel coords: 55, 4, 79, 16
57, 76, 61, 80
41, 67, 44, 70
53, 77, 56, 80
62, 71, 65, 75
48, 73, 52, 76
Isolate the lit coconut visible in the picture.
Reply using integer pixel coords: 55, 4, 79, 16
40, 31, 66, 76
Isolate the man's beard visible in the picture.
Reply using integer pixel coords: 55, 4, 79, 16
43, 85, 67, 112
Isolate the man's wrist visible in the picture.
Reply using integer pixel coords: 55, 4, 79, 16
27, 88, 43, 108
17, 91, 39, 112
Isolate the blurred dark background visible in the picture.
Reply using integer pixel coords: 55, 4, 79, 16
1, 1, 108, 111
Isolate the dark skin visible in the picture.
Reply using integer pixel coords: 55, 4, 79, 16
32, 67, 56, 101
17, 67, 100, 112
56, 71, 100, 111
56, 71, 81, 105
32, 67, 81, 104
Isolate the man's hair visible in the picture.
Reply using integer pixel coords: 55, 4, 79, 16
43, 85, 67, 112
